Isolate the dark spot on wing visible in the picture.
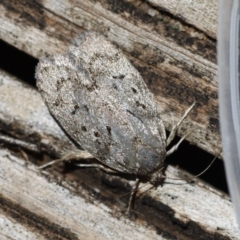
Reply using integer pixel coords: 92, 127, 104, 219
71, 104, 79, 115
112, 83, 118, 90
136, 101, 146, 109
112, 74, 125, 80
94, 131, 100, 137
82, 126, 87, 131
132, 87, 137, 94
56, 78, 65, 91
126, 109, 143, 123
83, 105, 89, 112
106, 126, 111, 135
53, 98, 60, 107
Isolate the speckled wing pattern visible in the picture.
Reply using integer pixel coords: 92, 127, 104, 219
36, 32, 166, 176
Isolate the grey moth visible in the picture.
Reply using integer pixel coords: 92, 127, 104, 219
36, 31, 193, 212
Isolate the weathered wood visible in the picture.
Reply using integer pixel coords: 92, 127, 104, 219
0, 70, 74, 155
148, 0, 217, 38
1, 147, 238, 239
0, 0, 220, 157
0, 0, 233, 239
0, 211, 46, 240
0, 149, 165, 240
0, 69, 238, 239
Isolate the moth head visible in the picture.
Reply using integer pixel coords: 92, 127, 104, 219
149, 169, 164, 184
137, 146, 165, 177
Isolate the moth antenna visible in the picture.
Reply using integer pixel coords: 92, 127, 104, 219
167, 102, 195, 147
189, 153, 219, 179
164, 153, 220, 184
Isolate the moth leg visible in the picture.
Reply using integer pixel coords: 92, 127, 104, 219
126, 178, 140, 214
166, 103, 195, 147
74, 163, 117, 173
39, 150, 93, 169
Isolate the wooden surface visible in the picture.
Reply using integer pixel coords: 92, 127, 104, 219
1, 148, 237, 240
0, 69, 238, 239
0, 0, 237, 239
148, 0, 217, 38
0, 150, 165, 240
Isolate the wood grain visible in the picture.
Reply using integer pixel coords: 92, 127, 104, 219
0, 69, 238, 239
0, 0, 234, 239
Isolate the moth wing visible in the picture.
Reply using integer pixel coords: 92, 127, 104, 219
36, 32, 167, 176
36, 54, 137, 173
68, 32, 166, 160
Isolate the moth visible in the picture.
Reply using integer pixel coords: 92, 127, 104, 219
36, 31, 194, 213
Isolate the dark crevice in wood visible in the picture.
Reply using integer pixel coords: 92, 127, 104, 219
0, 38, 38, 86
0, 193, 79, 240
166, 132, 228, 194
101, 0, 216, 62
